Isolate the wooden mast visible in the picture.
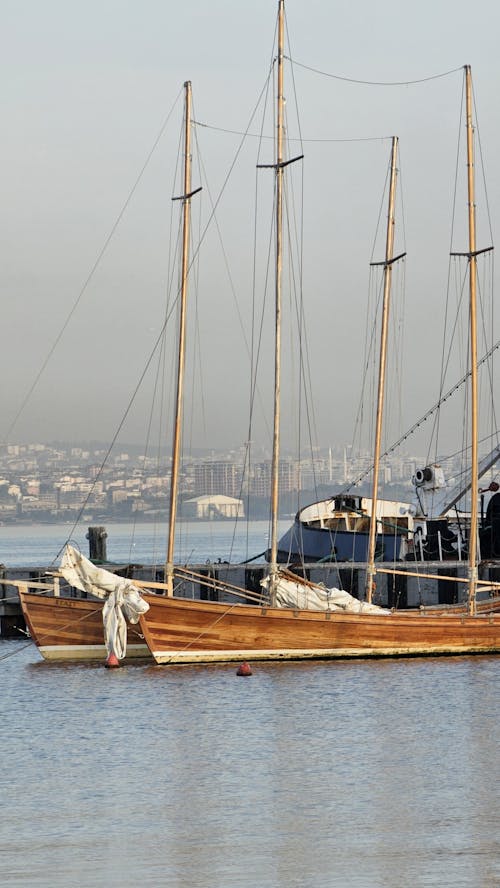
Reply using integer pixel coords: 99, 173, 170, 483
449, 68, 493, 611
166, 81, 193, 596
256, 1, 302, 602
365, 137, 402, 603
268, 0, 285, 601
465, 64, 479, 615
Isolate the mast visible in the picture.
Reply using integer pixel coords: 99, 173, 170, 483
268, 0, 285, 601
447, 67, 493, 610
366, 137, 405, 603
165, 81, 194, 596
465, 64, 479, 614
258, 2, 302, 601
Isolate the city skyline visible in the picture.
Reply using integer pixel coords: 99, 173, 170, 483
0, 438, 478, 526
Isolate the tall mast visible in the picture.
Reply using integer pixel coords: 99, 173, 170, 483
366, 137, 405, 603
268, 0, 285, 599
465, 64, 479, 614
258, 1, 302, 600
165, 81, 194, 596
448, 67, 493, 611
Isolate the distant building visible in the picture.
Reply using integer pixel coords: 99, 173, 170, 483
250, 460, 300, 496
193, 461, 242, 498
183, 495, 244, 520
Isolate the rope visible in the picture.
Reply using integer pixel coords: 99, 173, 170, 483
0, 641, 34, 662
158, 599, 245, 665
344, 338, 500, 492
193, 119, 392, 144
174, 565, 268, 604
286, 56, 463, 87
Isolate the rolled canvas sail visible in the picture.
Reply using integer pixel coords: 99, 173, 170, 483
262, 572, 390, 614
59, 544, 150, 658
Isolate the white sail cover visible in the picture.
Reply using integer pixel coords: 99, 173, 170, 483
59, 544, 150, 659
261, 572, 390, 614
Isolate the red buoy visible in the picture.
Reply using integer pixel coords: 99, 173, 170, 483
236, 662, 252, 676
105, 652, 120, 668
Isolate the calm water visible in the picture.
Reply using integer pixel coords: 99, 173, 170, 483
0, 520, 289, 569
0, 643, 499, 887
1, 524, 499, 886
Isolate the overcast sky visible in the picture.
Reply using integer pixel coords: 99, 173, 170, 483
1, 0, 499, 460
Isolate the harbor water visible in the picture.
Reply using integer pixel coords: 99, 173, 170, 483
0, 520, 286, 568
1, 524, 499, 886
1, 645, 499, 887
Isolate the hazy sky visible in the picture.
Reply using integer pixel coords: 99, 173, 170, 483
2, 0, 499, 459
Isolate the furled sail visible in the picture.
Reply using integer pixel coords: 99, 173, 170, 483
59, 544, 150, 659
261, 571, 391, 614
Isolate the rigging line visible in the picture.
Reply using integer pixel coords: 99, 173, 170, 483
471, 80, 498, 449
282, 34, 321, 497
293, 166, 320, 499
129, 132, 185, 565
2, 85, 184, 445
183, 98, 203, 525
428, 261, 468, 466
284, 18, 305, 151
193, 126, 254, 375
249, 180, 277, 447
285, 56, 463, 87
132, 303, 169, 565
283, 172, 305, 472
55, 203, 186, 565
22, 597, 105, 648
476, 265, 497, 418
350, 149, 397, 464
240, 68, 278, 553
351, 266, 386, 456
290, 210, 322, 500
0, 641, 35, 662
472, 81, 495, 245
249, 67, 281, 452
344, 335, 500, 492
369, 155, 391, 262
397, 154, 408, 260
431, 75, 465, 464
274, 15, 317, 506
193, 119, 392, 143
191, 132, 250, 562
441, 429, 500, 465
236, 68, 277, 548
243, 98, 272, 545
48, 76, 278, 561
159, 600, 257, 665
51, 303, 180, 565
250, 65, 276, 431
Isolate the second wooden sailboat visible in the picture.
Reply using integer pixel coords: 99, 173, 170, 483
136, 27, 500, 662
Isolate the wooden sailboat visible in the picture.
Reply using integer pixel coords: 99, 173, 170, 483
19, 5, 500, 662
136, 42, 500, 661
18, 80, 200, 662
19, 582, 150, 662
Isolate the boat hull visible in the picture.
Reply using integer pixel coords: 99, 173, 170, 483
276, 519, 404, 563
139, 594, 500, 664
19, 591, 150, 661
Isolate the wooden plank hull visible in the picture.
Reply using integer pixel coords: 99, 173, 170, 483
139, 595, 500, 664
19, 591, 150, 661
